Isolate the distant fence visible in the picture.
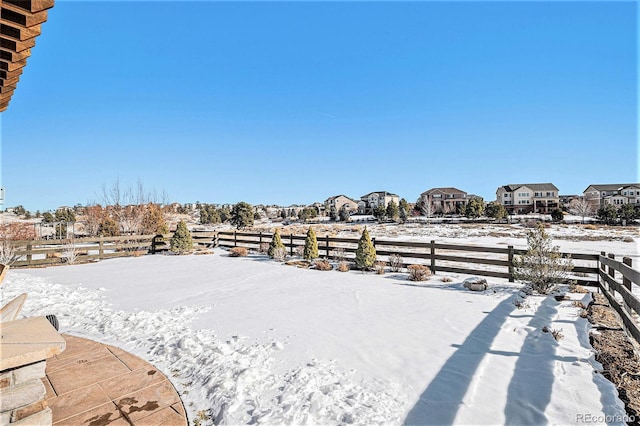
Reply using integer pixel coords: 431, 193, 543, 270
598, 253, 640, 345
214, 230, 600, 286
7, 230, 601, 287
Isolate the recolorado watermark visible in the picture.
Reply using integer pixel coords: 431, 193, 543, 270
576, 413, 635, 423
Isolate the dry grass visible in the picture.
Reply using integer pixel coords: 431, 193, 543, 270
313, 259, 332, 271
440, 276, 453, 283
374, 261, 386, 275
407, 264, 432, 281
337, 261, 350, 272
229, 247, 248, 257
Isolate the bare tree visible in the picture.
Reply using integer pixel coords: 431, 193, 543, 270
420, 197, 435, 224
568, 198, 593, 224
99, 179, 168, 235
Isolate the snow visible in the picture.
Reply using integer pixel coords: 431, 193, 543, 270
3, 232, 630, 425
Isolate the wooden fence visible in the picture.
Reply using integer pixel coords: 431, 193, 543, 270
7, 230, 602, 287
10, 235, 158, 267
598, 253, 640, 345
215, 230, 600, 286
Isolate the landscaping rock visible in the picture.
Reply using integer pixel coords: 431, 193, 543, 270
463, 277, 488, 291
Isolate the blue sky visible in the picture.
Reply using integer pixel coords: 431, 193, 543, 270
1, 1, 637, 211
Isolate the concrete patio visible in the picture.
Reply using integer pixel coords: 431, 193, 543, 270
44, 335, 187, 425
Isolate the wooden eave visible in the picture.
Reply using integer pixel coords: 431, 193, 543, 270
0, 0, 53, 112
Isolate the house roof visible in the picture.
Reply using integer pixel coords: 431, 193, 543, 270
325, 194, 356, 203
421, 187, 467, 196
501, 183, 559, 192
361, 191, 399, 199
583, 184, 640, 193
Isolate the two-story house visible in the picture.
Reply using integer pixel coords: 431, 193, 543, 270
324, 195, 358, 216
418, 187, 468, 215
583, 184, 640, 210
358, 191, 400, 215
496, 183, 559, 214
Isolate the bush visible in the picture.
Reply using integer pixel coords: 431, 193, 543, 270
170, 221, 193, 254
337, 261, 350, 272
355, 227, 376, 270
229, 247, 248, 257
313, 259, 332, 271
303, 227, 319, 260
407, 264, 432, 281
259, 242, 270, 254
374, 261, 386, 275
513, 223, 573, 294
268, 229, 286, 258
389, 254, 403, 272
272, 246, 287, 262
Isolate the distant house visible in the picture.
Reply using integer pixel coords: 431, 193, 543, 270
324, 195, 358, 216
358, 191, 400, 214
583, 184, 640, 210
496, 183, 559, 214
419, 187, 468, 215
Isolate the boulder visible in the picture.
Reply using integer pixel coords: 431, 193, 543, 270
463, 277, 488, 291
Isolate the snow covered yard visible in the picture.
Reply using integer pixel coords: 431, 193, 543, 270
2, 252, 629, 425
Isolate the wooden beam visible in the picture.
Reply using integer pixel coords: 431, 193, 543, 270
0, 36, 35, 52
0, 84, 17, 94
0, 75, 20, 86
5, 0, 55, 14
0, 89, 16, 102
1, 22, 41, 41
1, 3, 49, 28
0, 67, 24, 79
0, 47, 31, 61
0, 58, 27, 71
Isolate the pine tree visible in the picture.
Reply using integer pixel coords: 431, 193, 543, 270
268, 228, 285, 258
355, 227, 376, 270
465, 196, 485, 218
170, 220, 193, 254
514, 223, 573, 294
98, 217, 119, 237
141, 203, 168, 235
386, 200, 399, 221
399, 198, 409, 222
303, 227, 319, 260
230, 202, 254, 229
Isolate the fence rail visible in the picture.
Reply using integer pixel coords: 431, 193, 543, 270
597, 253, 640, 345
5, 230, 603, 286
215, 230, 600, 285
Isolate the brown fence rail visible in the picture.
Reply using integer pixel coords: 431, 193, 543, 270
598, 253, 640, 345
215, 230, 600, 285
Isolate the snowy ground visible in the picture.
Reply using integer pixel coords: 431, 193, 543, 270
3, 239, 632, 425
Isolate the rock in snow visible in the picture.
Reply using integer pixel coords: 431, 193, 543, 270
463, 277, 488, 291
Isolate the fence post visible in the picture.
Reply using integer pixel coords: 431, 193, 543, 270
607, 253, 615, 278
26, 243, 32, 266
430, 240, 436, 273
508, 245, 514, 282
600, 251, 606, 272
289, 234, 294, 256
623, 257, 632, 292
99, 237, 104, 259
325, 235, 330, 258
234, 231, 237, 247
259, 232, 263, 247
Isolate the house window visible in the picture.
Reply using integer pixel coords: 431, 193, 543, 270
504, 194, 510, 198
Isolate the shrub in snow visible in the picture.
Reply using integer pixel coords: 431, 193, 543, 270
355, 227, 376, 270
229, 247, 248, 257
332, 248, 346, 262
272, 247, 287, 262
389, 254, 403, 272
98, 216, 119, 237
440, 276, 453, 283
374, 261, 386, 275
514, 223, 573, 294
337, 261, 350, 272
313, 259, 332, 271
259, 242, 270, 254
170, 221, 193, 254
407, 264, 431, 281
268, 229, 285, 258
303, 227, 319, 260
